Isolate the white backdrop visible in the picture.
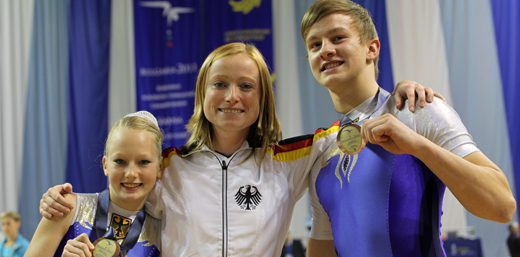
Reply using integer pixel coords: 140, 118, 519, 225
0, 0, 34, 218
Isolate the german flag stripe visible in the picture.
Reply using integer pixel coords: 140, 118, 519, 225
269, 121, 341, 162
162, 147, 182, 169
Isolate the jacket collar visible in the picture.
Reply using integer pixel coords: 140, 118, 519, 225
183, 140, 252, 157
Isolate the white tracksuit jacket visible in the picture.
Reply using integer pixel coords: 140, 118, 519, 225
146, 131, 336, 257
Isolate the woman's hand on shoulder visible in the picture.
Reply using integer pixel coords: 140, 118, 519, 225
40, 183, 74, 219
392, 80, 445, 112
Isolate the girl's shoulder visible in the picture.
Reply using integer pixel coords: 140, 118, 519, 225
68, 193, 98, 224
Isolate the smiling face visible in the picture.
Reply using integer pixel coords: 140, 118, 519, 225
203, 52, 261, 140
306, 13, 376, 92
103, 128, 162, 211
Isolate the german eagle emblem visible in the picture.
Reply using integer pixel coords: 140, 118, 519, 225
110, 213, 131, 240
235, 185, 262, 210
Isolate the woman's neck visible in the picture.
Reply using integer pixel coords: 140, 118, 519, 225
212, 129, 249, 156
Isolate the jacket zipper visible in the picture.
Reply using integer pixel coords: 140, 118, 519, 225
199, 150, 241, 257
222, 160, 228, 257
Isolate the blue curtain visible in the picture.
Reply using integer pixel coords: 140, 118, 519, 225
352, 0, 394, 91
491, 0, 520, 220
18, 0, 69, 239
66, 1, 111, 193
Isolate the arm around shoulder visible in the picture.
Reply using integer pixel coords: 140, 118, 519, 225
25, 193, 78, 257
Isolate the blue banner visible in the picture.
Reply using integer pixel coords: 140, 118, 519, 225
491, 0, 520, 220
134, 0, 201, 148
203, 0, 273, 69
134, 0, 273, 148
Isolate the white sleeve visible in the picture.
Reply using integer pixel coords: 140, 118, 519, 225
145, 178, 164, 219
401, 98, 480, 158
308, 155, 334, 240
286, 129, 337, 202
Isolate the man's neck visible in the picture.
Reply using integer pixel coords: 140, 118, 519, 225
329, 79, 379, 114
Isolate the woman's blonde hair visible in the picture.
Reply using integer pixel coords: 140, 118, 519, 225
185, 42, 282, 164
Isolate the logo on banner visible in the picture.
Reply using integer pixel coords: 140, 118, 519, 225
140, 1, 195, 47
229, 0, 261, 15
235, 185, 262, 210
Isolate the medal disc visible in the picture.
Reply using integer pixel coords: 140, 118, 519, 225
92, 237, 120, 257
337, 124, 365, 155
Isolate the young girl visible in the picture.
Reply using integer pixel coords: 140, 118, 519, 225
25, 111, 163, 257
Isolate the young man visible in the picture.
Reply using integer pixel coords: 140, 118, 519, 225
301, 0, 516, 256
0, 211, 29, 257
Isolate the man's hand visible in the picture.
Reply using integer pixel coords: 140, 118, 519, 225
40, 183, 74, 219
360, 113, 427, 155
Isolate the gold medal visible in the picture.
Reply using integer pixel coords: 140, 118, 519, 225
92, 227, 120, 257
337, 124, 365, 155
92, 238, 120, 257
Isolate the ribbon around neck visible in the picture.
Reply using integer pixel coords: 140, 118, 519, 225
95, 189, 146, 251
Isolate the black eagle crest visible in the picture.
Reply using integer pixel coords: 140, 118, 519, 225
235, 185, 262, 210
110, 213, 131, 240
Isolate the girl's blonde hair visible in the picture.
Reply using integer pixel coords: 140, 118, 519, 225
105, 111, 163, 158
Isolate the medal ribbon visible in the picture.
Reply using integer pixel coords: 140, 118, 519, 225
95, 189, 146, 251
340, 88, 392, 127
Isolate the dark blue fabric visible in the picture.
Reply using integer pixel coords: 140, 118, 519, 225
66, 1, 111, 193
389, 155, 446, 256
490, 0, 520, 220
133, 0, 201, 148
352, 0, 395, 91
